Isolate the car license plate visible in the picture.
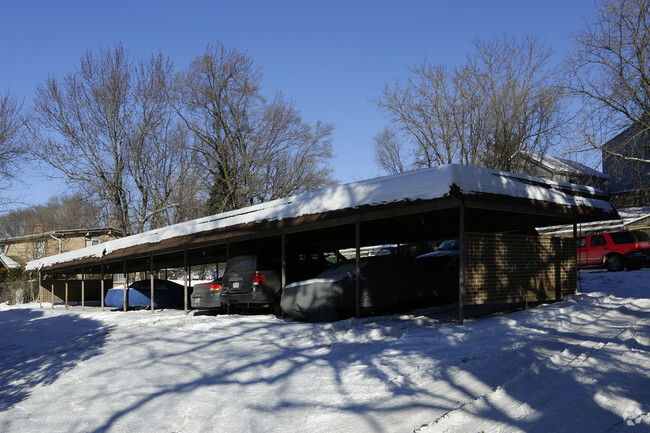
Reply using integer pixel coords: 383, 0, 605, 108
232, 281, 240, 289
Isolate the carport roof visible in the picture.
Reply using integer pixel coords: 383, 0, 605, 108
25, 165, 618, 274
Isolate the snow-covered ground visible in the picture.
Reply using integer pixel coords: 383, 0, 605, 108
1, 270, 649, 433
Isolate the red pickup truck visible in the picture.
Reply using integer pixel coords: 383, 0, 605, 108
577, 230, 650, 271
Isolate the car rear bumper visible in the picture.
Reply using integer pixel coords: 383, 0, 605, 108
221, 286, 276, 305
190, 289, 222, 309
625, 253, 647, 267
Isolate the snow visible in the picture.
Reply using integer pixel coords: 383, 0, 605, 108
1, 269, 649, 432
0, 253, 21, 269
523, 151, 610, 179
25, 165, 616, 272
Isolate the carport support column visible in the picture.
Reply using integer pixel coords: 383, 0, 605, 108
38, 271, 42, 308
355, 220, 361, 318
50, 274, 54, 309
150, 255, 155, 313
65, 274, 69, 310
458, 201, 467, 325
183, 249, 188, 315
573, 215, 579, 296
123, 260, 128, 312
281, 233, 286, 290
81, 267, 85, 310
101, 265, 105, 311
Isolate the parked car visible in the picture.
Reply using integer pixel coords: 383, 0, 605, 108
281, 251, 458, 322
415, 239, 459, 295
577, 230, 650, 271
418, 239, 459, 264
375, 240, 436, 257
105, 279, 191, 309
190, 278, 223, 311
220, 247, 347, 314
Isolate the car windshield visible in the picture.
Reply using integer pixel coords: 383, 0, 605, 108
437, 239, 459, 250
375, 245, 396, 256
375, 242, 434, 256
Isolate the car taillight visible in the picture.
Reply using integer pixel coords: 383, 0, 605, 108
252, 272, 265, 286
209, 283, 222, 292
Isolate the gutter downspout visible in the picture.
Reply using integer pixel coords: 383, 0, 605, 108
49, 233, 62, 254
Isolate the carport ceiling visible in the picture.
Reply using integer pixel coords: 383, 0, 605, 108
26, 165, 619, 275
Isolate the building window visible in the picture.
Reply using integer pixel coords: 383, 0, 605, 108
35, 239, 47, 259
85, 235, 101, 248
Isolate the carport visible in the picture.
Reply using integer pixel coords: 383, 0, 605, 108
26, 165, 618, 322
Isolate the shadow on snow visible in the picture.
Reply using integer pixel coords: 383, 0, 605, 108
0, 308, 113, 412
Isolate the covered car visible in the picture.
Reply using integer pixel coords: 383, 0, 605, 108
281, 254, 438, 322
105, 279, 190, 309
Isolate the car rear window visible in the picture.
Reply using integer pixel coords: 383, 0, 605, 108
226, 255, 257, 272
609, 232, 636, 244
631, 231, 650, 242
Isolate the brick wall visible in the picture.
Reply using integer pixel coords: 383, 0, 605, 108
465, 233, 576, 305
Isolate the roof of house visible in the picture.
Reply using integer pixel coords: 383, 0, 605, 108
25, 164, 618, 273
520, 152, 610, 179
537, 206, 650, 236
0, 253, 21, 270
0, 227, 120, 244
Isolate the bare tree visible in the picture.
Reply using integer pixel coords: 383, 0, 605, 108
0, 194, 104, 238
372, 127, 408, 174
28, 44, 198, 235
375, 36, 566, 173
567, 0, 650, 202
0, 90, 24, 208
176, 42, 335, 214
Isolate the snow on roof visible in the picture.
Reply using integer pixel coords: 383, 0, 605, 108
0, 227, 120, 243
25, 164, 616, 272
617, 206, 650, 224
524, 152, 610, 179
0, 254, 21, 269
537, 206, 650, 236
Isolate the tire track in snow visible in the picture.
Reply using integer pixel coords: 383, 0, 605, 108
414, 294, 650, 432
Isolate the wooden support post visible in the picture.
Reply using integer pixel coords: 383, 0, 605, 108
281, 233, 286, 291
183, 249, 188, 315
81, 267, 85, 310
573, 215, 580, 295
38, 272, 42, 308
101, 265, 105, 311
65, 274, 69, 310
29, 272, 33, 302
150, 255, 155, 313
123, 261, 128, 312
50, 275, 54, 309
355, 220, 361, 318
458, 201, 466, 325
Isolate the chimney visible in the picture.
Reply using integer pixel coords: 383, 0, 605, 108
33, 224, 43, 234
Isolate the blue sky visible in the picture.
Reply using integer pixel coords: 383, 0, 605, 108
1, 0, 599, 209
